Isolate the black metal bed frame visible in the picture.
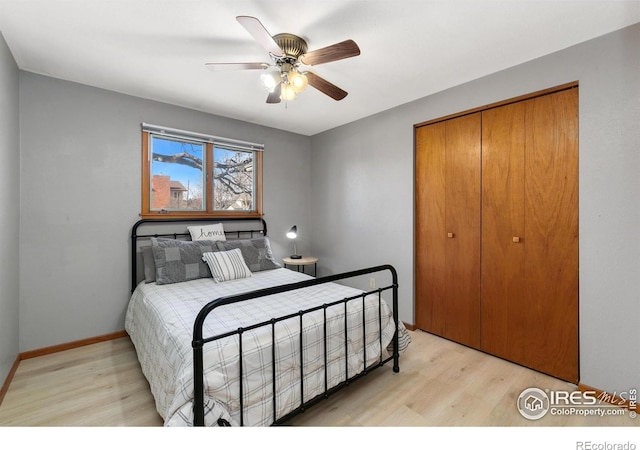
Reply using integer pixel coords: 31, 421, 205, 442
130, 218, 400, 426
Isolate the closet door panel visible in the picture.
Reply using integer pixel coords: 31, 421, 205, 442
480, 102, 527, 362
524, 89, 579, 382
415, 123, 447, 335
444, 113, 481, 348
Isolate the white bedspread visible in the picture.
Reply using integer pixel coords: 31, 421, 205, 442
125, 267, 409, 426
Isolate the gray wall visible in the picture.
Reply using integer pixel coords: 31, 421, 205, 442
18, 73, 311, 352
310, 24, 640, 394
0, 31, 20, 385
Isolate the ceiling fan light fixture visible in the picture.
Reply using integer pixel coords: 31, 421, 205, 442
205, 16, 361, 104
260, 69, 281, 92
289, 70, 308, 93
280, 82, 297, 101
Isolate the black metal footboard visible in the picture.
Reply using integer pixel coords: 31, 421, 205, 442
192, 264, 400, 426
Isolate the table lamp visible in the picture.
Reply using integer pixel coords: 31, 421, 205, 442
286, 225, 301, 259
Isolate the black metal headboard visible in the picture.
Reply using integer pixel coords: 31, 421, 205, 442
130, 217, 268, 293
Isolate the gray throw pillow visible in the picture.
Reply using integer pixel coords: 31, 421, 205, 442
151, 237, 217, 285
216, 237, 281, 272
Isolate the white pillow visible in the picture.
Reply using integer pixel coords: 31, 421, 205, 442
188, 223, 226, 241
202, 249, 252, 283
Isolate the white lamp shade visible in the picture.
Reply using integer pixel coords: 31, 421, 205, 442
289, 70, 308, 93
280, 82, 297, 100
261, 70, 281, 92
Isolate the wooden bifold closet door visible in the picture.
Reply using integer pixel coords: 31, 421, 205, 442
415, 86, 579, 383
480, 100, 527, 365
415, 113, 481, 349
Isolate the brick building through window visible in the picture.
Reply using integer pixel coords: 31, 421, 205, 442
151, 175, 188, 210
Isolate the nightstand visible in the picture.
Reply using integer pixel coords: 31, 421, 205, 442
283, 256, 318, 277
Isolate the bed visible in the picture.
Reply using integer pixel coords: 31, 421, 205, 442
126, 218, 410, 426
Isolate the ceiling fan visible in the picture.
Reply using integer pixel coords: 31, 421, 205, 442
205, 16, 361, 103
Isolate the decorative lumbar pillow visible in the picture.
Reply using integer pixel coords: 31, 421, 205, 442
202, 248, 252, 283
151, 237, 217, 285
188, 223, 227, 241
216, 237, 281, 272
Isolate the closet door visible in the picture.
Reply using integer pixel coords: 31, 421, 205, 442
481, 101, 527, 364
481, 88, 578, 382
444, 114, 481, 348
415, 113, 481, 348
523, 89, 579, 383
415, 121, 447, 336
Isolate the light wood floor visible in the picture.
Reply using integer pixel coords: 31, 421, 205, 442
0, 330, 636, 427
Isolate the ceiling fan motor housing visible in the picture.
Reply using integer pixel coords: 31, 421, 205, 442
273, 33, 308, 59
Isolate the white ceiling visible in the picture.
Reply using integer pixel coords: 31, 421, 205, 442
1, 1, 639, 136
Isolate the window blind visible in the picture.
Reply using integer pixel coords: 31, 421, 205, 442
141, 123, 264, 152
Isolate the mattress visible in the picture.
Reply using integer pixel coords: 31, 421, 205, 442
125, 267, 408, 426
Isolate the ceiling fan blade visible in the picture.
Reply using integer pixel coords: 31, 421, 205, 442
266, 84, 282, 104
236, 16, 284, 57
205, 62, 268, 71
306, 72, 348, 101
300, 40, 360, 66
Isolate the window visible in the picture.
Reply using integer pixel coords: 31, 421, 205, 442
141, 123, 263, 218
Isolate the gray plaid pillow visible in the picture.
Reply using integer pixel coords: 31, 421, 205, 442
216, 237, 281, 272
151, 237, 217, 284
